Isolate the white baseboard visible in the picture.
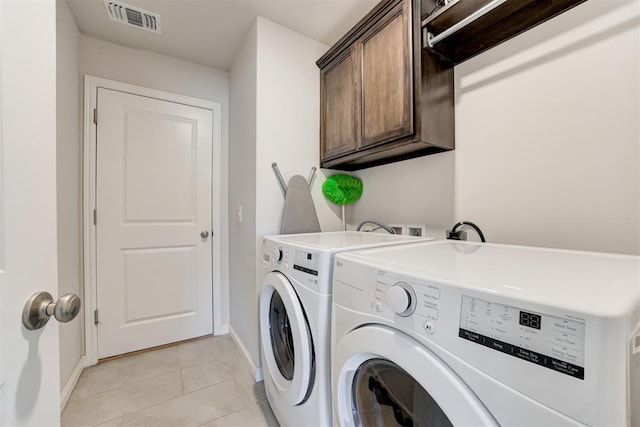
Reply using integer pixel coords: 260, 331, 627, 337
215, 323, 230, 335
60, 355, 85, 411
0, 382, 5, 417
229, 326, 263, 382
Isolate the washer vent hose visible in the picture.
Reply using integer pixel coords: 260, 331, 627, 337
356, 220, 396, 234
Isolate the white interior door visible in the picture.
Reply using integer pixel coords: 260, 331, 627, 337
1, 0, 61, 425
96, 88, 213, 359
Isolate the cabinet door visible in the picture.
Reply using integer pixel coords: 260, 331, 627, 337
359, 0, 413, 148
320, 46, 359, 161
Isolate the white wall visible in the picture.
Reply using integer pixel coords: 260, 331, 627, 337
229, 17, 341, 374
255, 17, 341, 238
56, 0, 83, 392
455, 0, 640, 254
350, 152, 455, 237
80, 36, 230, 105
344, 0, 640, 254
79, 35, 232, 326
229, 22, 259, 370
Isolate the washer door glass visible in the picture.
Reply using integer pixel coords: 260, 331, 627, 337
259, 272, 313, 406
352, 358, 452, 427
269, 290, 295, 380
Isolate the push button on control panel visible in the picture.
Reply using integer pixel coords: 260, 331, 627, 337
374, 301, 383, 313
423, 321, 435, 334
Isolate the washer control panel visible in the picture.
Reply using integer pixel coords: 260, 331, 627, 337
262, 239, 326, 292
293, 249, 319, 276
459, 295, 586, 379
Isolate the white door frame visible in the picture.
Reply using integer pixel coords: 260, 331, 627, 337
83, 75, 224, 366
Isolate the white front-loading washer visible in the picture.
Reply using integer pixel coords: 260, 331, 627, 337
259, 231, 427, 427
332, 240, 640, 426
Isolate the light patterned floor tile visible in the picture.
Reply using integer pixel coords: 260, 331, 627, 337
64, 335, 276, 427
121, 379, 246, 427
256, 399, 280, 427
181, 355, 247, 394
95, 417, 123, 427
62, 371, 183, 427
177, 336, 230, 368
129, 347, 182, 383
200, 399, 279, 427
69, 360, 134, 402
234, 377, 267, 408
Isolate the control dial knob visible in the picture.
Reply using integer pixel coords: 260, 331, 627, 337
272, 247, 283, 264
387, 282, 416, 316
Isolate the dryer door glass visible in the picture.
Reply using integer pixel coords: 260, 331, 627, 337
352, 358, 452, 427
269, 291, 295, 380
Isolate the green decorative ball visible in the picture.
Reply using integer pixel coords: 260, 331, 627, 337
322, 174, 363, 205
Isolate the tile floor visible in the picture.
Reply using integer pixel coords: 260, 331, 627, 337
62, 335, 279, 427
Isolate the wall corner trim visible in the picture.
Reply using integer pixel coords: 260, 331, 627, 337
229, 326, 263, 382
60, 355, 85, 412
216, 324, 230, 335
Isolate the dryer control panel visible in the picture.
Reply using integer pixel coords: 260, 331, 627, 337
459, 295, 586, 379
375, 271, 441, 335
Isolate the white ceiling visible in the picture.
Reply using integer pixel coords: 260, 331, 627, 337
66, 0, 379, 71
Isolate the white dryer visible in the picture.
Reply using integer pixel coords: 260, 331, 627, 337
332, 240, 640, 426
259, 231, 427, 427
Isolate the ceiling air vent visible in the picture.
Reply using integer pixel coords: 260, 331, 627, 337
103, 0, 161, 33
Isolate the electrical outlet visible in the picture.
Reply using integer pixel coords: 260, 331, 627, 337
406, 225, 426, 237
389, 224, 405, 235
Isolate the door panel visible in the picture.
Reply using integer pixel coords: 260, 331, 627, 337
122, 246, 196, 322
0, 0, 61, 424
360, 1, 413, 147
320, 46, 359, 160
96, 88, 213, 358
124, 111, 196, 222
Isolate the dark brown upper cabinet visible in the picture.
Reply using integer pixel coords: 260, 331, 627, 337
317, 0, 454, 171
422, 0, 587, 65
320, 46, 359, 160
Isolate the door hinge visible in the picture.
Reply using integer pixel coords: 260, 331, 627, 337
93, 108, 98, 125
94, 309, 99, 325
93, 209, 97, 225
